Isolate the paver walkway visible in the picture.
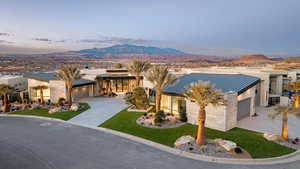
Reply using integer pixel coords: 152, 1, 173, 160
68, 97, 127, 127
238, 106, 300, 138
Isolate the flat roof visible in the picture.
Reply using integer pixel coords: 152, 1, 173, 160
25, 73, 95, 87
164, 73, 260, 96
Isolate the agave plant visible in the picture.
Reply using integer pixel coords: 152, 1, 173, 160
184, 81, 224, 145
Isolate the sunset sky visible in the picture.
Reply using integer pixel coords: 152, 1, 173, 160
0, 0, 299, 56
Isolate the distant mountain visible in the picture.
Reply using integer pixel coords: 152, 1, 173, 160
232, 54, 275, 63
71, 44, 193, 56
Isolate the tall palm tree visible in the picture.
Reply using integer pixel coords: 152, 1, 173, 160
32, 85, 48, 104
270, 106, 300, 140
127, 60, 150, 87
184, 81, 224, 145
0, 84, 15, 112
57, 65, 83, 105
145, 66, 176, 112
288, 81, 300, 108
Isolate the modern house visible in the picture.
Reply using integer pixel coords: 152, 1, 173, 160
144, 73, 260, 131
25, 73, 95, 103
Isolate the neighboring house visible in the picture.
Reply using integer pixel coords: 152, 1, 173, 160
25, 73, 95, 103
0, 75, 28, 101
148, 73, 260, 131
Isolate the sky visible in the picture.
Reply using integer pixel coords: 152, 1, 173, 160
0, 0, 300, 57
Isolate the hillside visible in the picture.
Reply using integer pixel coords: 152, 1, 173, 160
232, 54, 274, 63
71, 44, 192, 56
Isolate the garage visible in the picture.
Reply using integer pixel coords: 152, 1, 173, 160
237, 98, 251, 121
72, 85, 91, 101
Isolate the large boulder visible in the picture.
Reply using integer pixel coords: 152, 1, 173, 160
30, 103, 40, 110
215, 139, 237, 151
174, 135, 195, 147
263, 133, 282, 141
70, 103, 80, 111
49, 107, 62, 114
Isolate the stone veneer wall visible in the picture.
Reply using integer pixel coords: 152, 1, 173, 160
224, 92, 238, 130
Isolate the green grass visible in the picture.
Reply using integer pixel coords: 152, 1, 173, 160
100, 109, 296, 158
10, 103, 90, 121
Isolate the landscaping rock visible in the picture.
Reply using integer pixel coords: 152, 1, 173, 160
49, 107, 61, 114
70, 103, 80, 111
263, 133, 282, 141
214, 139, 237, 151
30, 103, 40, 109
174, 135, 195, 147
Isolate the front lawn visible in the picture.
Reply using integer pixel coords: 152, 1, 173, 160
100, 109, 296, 158
10, 103, 90, 121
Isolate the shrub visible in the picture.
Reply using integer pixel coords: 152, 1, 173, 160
234, 147, 243, 154
124, 87, 149, 110
154, 110, 165, 124
179, 109, 187, 122
58, 98, 66, 106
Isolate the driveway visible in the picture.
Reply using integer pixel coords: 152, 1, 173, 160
1, 116, 300, 169
68, 97, 127, 127
238, 106, 300, 138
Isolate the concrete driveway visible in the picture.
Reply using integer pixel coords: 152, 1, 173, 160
238, 106, 300, 138
68, 97, 127, 127
1, 116, 300, 169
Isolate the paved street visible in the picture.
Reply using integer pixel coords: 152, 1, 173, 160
0, 116, 300, 169
68, 97, 127, 127
238, 106, 300, 138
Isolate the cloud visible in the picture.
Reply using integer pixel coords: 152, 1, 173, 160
0, 32, 10, 36
78, 36, 156, 45
33, 38, 52, 42
0, 40, 14, 44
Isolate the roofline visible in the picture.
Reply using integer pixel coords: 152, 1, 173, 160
237, 79, 260, 95
72, 81, 96, 88
26, 77, 50, 82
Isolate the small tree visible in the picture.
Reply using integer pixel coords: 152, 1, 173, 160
0, 84, 15, 112
114, 63, 123, 69
57, 65, 83, 105
145, 66, 176, 112
270, 106, 300, 140
127, 60, 150, 87
288, 81, 300, 108
184, 81, 224, 145
125, 87, 149, 109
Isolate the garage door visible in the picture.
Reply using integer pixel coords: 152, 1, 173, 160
72, 86, 90, 101
237, 98, 251, 121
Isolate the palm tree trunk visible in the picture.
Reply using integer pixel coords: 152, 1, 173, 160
156, 90, 161, 112
40, 89, 45, 104
293, 94, 299, 108
67, 87, 73, 105
136, 76, 140, 87
196, 105, 206, 145
3, 94, 10, 112
282, 110, 289, 140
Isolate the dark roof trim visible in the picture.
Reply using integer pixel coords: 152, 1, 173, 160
106, 69, 128, 73
237, 79, 260, 95
72, 81, 95, 88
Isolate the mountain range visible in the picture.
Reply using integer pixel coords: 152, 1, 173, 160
71, 44, 193, 56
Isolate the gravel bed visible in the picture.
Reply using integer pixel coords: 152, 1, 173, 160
275, 140, 300, 150
136, 116, 186, 129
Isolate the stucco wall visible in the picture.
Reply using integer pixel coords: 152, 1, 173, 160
49, 80, 66, 103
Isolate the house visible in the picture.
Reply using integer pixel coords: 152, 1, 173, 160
147, 73, 261, 131
0, 75, 28, 101
25, 73, 95, 103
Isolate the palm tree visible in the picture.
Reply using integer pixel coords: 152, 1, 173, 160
0, 84, 15, 112
127, 60, 150, 87
145, 66, 176, 112
184, 81, 224, 145
32, 85, 48, 104
270, 106, 300, 140
288, 81, 300, 108
57, 65, 83, 105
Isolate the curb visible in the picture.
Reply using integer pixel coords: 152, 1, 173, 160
1, 114, 300, 165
